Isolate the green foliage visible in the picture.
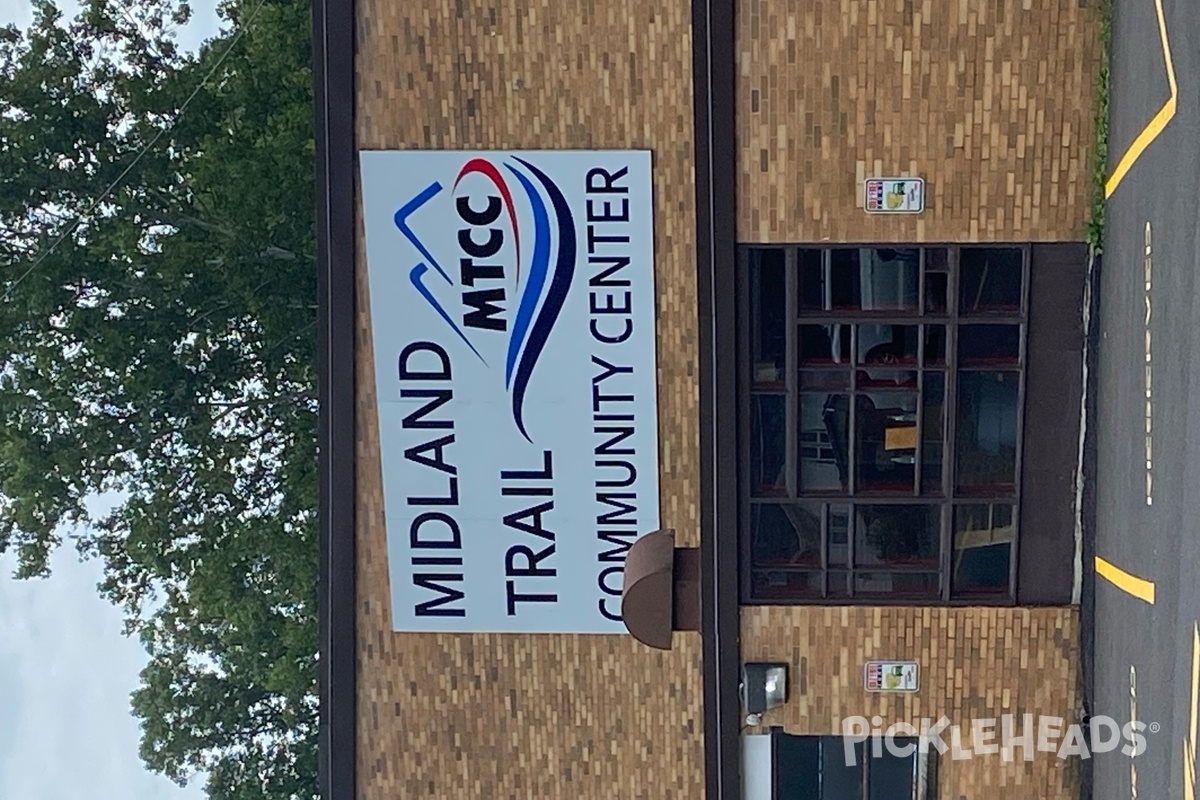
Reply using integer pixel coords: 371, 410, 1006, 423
1087, 0, 1112, 254
0, 0, 318, 797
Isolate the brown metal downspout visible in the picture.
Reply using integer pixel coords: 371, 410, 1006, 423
692, 0, 741, 796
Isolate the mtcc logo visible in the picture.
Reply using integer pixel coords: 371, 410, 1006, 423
393, 156, 577, 441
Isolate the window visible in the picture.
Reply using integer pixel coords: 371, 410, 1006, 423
741, 246, 1027, 603
771, 734, 935, 800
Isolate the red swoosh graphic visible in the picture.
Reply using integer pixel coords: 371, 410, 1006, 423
453, 158, 521, 287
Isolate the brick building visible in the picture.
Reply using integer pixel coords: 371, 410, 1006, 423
314, 0, 1103, 797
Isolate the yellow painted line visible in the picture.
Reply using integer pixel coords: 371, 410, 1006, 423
1105, 0, 1178, 198
1095, 556, 1156, 603
1191, 623, 1199, 755
1185, 623, 1198, 800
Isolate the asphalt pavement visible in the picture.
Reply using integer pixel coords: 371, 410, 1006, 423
1091, 0, 1200, 797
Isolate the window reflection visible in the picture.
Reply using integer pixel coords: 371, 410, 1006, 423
956, 372, 1019, 494
797, 248, 825, 311
751, 569, 822, 599
960, 247, 1023, 314
952, 504, 1014, 595
805, 248, 921, 312
922, 373, 945, 494
828, 505, 850, 566
855, 504, 940, 566
751, 394, 787, 496
750, 249, 787, 388
959, 324, 1020, 366
856, 324, 919, 364
924, 325, 946, 365
800, 393, 850, 492
751, 503, 823, 566
741, 244, 1029, 604
854, 571, 939, 597
924, 272, 948, 313
855, 393, 918, 492
856, 325, 919, 389
799, 324, 851, 365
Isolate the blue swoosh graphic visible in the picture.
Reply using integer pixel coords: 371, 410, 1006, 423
503, 165, 552, 388
509, 157, 576, 442
409, 263, 485, 363
394, 182, 451, 284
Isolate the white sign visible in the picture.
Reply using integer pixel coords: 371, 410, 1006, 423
359, 150, 661, 634
864, 177, 925, 213
864, 660, 920, 692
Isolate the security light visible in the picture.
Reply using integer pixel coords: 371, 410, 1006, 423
741, 662, 789, 725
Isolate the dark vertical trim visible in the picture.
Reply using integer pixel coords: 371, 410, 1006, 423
1017, 243, 1088, 605
313, 0, 356, 795
769, 726, 783, 800
693, 0, 740, 797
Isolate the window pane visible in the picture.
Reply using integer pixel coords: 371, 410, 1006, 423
750, 395, 787, 496
856, 393, 918, 493
867, 745, 918, 800
799, 323, 852, 365
827, 569, 850, 598
828, 248, 920, 311
924, 324, 946, 366
854, 571, 940, 598
800, 393, 850, 492
857, 324, 919, 365
925, 246, 950, 271
955, 371, 1020, 494
797, 248, 825, 311
960, 247, 1023, 314
924, 271, 948, 314
952, 504, 1015, 596
774, 735, 821, 795
751, 503, 822, 566
799, 369, 851, 391
855, 504, 940, 567
922, 373, 945, 494
821, 737, 866, 800
959, 324, 1021, 366
828, 504, 851, 566
750, 248, 787, 388
751, 569, 822, 600
856, 369, 919, 391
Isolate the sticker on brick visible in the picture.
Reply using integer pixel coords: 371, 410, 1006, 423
864, 660, 920, 692
865, 177, 925, 213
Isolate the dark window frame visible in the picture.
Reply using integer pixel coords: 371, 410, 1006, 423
738, 244, 1031, 605
769, 731, 938, 800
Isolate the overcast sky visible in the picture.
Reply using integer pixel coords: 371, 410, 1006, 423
0, 2, 225, 798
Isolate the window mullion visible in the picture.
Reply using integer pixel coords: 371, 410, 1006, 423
915, 325, 925, 498
941, 247, 961, 602
786, 248, 799, 498
821, 503, 829, 598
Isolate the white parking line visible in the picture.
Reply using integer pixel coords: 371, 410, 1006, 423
1131, 665, 1139, 799
1144, 222, 1153, 506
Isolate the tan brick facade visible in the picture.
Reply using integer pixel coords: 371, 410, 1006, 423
353, 1, 705, 798
742, 606, 1082, 798
737, 0, 1103, 244
350, 0, 1097, 795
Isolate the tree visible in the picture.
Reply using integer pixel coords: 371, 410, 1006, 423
0, 0, 318, 796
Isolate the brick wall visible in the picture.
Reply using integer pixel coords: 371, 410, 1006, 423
737, 0, 1103, 243
741, 606, 1082, 799
353, 1, 704, 798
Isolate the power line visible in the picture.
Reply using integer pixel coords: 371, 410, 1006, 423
1, 0, 270, 304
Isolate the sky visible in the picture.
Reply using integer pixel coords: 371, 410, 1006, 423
0, 2, 226, 798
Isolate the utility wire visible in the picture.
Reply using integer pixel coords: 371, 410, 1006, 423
1, 0, 269, 304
